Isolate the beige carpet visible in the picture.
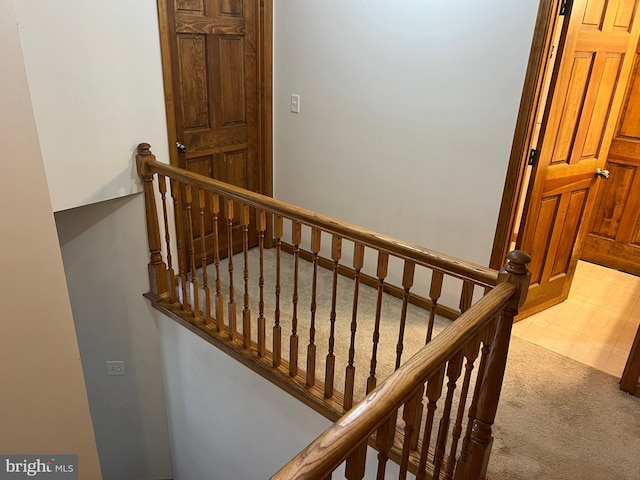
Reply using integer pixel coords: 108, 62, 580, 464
191, 248, 640, 479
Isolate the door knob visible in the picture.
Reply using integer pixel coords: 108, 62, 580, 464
595, 168, 610, 179
176, 142, 187, 154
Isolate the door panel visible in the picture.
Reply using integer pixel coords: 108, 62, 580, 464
518, 0, 640, 317
582, 39, 640, 275
163, 0, 262, 262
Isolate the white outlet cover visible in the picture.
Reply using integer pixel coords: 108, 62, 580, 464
106, 360, 126, 376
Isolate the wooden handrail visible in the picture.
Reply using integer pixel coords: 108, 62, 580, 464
270, 282, 516, 480
137, 144, 531, 479
143, 157, 499, 287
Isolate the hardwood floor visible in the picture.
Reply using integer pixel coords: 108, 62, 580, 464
512, 260, 640, 377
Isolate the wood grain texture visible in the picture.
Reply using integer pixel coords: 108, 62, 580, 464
518, 0, 640, 317
269, 283, 517, 480
582, 39, 640, 274
144, 159, 499, 287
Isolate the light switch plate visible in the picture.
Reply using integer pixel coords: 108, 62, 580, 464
290, 94, 300, 113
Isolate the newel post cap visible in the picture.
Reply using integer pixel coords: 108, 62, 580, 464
136, 143, 154, 176
504, 250, 531, 275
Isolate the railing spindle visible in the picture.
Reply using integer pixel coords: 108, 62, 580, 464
395, 260, 416, 369
273, 215, 283, 367
210, 193, 224, 332
185, 185, 200, 318
257, 210, 267, 357
306, 227, 322, 387
324, 235, 342, 399
444, 336, 481, 480
290, 222, 302, 377
459, 281, 474, 315
198, 189, 211, 323
426, 271, 444, 343
158, 174, 176, 302
375, 415, 395, 480
344, 243, 365, 410
242, 205, 251, 348
226, 199, 236, 340
416, 367, 445, 480
345, 440, 367, 480
367, 252, 389, 394
454, 320, 497, 477
171, 180, 189, 312
432, 353, 464, 479
399, 389, 421, 480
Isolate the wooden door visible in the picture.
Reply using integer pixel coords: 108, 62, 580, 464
581, 37, 640, 276
517, 0, 640, 316
159, 0, 271, 259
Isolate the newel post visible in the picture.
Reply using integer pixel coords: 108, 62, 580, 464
136, 143, 169, 299
463, 250, 530, 480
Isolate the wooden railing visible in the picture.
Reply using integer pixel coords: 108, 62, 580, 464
136, 143, 531, 479
621, 323, 640, 397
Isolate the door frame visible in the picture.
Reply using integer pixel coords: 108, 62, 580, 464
154, 0, 273, 199
490, 0, 562, 270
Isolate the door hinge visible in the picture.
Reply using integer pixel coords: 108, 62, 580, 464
560, 0, 572, 16
528, 148, 539, 166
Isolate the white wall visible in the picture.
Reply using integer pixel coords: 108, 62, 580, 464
0, 0, 101, 475
158, 313, 409, 480
14, 0, 169, 212
56, 195, 173, 480
273, 1, 539, 267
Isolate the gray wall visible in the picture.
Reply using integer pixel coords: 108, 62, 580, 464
56, 195, 172, 480
273, 1, 539, 266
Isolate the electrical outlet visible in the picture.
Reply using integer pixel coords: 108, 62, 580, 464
290, 94, 300, 113
106, 360, 126, 376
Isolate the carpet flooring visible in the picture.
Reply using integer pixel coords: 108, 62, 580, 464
192, 247, 640, 479
490, 335, 640, 479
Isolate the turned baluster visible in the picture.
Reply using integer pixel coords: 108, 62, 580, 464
344, 243, 365, 411
170, 179, 189, 312
463, 251, 530, 480
413, 270, 445, 451
226, 199, 237, 340
306, 227, 321, 387
416, 367, 445, 480
414, 272, 445, 451
367, 252, 389, 394
324, 235, 342, 399
241, 205, 251, 348
158, 175, 177, 302
290, 222, 302, 377
135, 144, 168, 298
395, 261, 416, 369
210, 193, 224, 332
426, 271, 444, 343
399, 389, 422, 480
257, 210, 267, 357
459, 281, 474, 315
432, 353, 464, 480
345, 440, 367, 480
185, 185, 200, 318
444, 336, 481, 480
375, 415, 396, 480
454, 320, 496, 477
198, 189, 211, 323
273, 215, 283, 367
